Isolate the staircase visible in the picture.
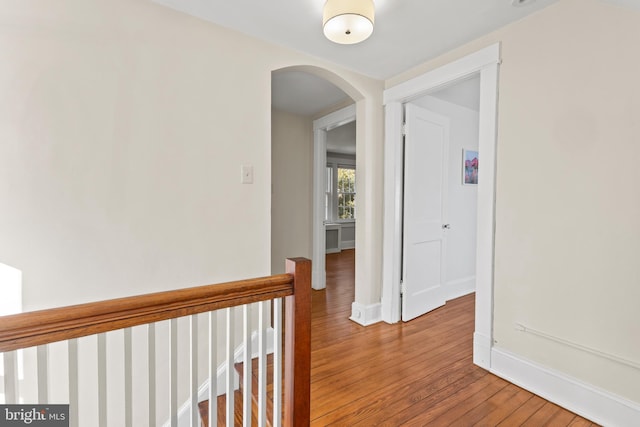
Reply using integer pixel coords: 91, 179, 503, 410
198, 355, 278, 427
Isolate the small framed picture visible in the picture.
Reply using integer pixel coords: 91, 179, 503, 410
462, 149, 479, 185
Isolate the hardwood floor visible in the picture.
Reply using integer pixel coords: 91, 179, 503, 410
311, 249, 596, 426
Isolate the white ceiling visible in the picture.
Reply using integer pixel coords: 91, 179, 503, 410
153, 0, 562, 80
272, 70, 349, 116
152, 0, 640, 116
327, 121, 356, 155
430, 74, 481, 112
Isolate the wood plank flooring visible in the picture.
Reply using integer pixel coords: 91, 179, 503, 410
311, 249, 597, 426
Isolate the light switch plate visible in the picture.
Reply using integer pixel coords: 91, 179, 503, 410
241, 165, 253, 184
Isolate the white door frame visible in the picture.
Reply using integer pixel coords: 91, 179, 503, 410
381, 43, 500, 369
312, 104, 356, 290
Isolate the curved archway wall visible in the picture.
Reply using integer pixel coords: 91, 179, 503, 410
271, 65, 385, 320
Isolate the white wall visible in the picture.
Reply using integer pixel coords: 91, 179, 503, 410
411, 95, 479, 300
387, 0, 640, 410
0, 0, 383, 311
493, 0, 640, 406
271, 109, 313, 274
1, 0, 274, 310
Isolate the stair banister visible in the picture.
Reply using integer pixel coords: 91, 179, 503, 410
0, 258, 311, 427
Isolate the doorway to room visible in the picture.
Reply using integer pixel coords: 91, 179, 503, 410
401, 75, 480, 321
382, 43, 500, 369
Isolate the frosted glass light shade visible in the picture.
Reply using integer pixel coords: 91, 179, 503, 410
323, 0, 375, 45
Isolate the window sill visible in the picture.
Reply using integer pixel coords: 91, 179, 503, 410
326, 219, 355, 225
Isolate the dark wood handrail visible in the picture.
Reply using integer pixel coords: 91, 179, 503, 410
0, 273, 294, 353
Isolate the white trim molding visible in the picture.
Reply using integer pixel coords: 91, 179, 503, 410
381, 43, 501, 372
473, 332, 492, 370
491, 347, 640, 427
380, 101, 404, 324
383, 44, 501, 104
313, 104, 356, 132
350, 301, 382, 326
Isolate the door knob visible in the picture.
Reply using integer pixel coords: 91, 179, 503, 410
442, 224, 451, 229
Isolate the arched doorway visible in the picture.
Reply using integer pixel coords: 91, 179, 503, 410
270, 65, 368, 319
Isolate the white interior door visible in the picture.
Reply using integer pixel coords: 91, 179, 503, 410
402, 104, 450, 321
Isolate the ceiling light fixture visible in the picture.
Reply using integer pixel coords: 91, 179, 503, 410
323, 0, 375, 45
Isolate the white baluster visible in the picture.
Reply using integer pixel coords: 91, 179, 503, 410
208, 311, 217, 427
242, 304, 251, 427
124, 328, 132, 427
37, 345, 48, 404
148, 323, 156, 427
190, 315, 198, 427
170, 318, 178, 427
258, 301, 267, 427
68, 339, 79, 427
3, 351, 18, 404
225, 308, 234, 427
98, 333, 107, 427
273, 298, 283, 427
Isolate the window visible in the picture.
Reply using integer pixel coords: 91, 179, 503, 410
325, 157, 356, 222
0, 262, 22, 316
337, 166, 356, 219
325, 166, 333, 221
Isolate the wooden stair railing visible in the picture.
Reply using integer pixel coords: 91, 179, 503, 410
0, 257, 311, 427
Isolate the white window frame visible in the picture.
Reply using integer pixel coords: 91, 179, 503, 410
326, 155, 356, 224
324, 165, 333, 222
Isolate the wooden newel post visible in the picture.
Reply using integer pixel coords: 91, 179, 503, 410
284, 258, 312, 426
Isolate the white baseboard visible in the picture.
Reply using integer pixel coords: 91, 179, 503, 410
350, 302, 382, 326
473, 332, 492, 370
445, 275, 475, 301
166, 327, 275, 427
491, 347, 640, 427
312, 269, 324, 290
